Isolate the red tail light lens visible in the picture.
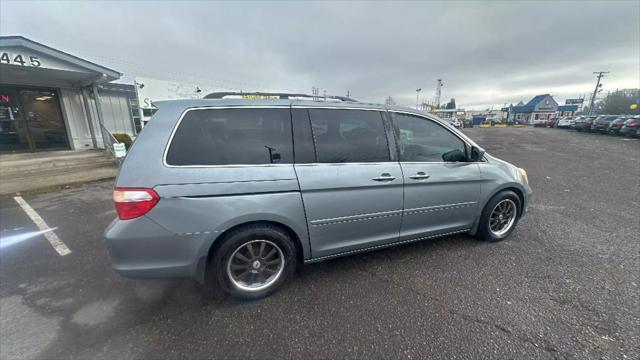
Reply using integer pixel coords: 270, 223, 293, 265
113, 188, 160, 220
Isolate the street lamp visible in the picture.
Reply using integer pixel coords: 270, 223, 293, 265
416, 88, 422, 109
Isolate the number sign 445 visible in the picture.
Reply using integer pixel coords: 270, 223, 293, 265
0, 52, 41, 67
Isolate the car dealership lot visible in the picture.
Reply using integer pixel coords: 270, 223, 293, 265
1, 127, 638, 359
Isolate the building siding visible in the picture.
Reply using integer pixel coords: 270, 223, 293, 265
59, 88, 98, 150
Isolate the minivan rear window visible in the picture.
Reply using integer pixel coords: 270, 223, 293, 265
165, 108, 293, 166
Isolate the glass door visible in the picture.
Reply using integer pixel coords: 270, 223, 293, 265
0, 87, 31, 152
19, 88, 69, 150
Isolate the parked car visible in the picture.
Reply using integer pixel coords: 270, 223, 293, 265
447, 118, 462, 129
570, 116, 586, 130
591, 115, 619, 133
620, 116, 640, 136
104, 93, 532, 300
557, 116, 575, 129
607, 117, 628, 135
575, 116, 596, 132
545, 118, 559, 128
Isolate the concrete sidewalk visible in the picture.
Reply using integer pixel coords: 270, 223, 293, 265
0, 150, 118, 195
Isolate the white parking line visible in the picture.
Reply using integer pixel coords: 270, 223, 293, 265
13, 196, 71, 256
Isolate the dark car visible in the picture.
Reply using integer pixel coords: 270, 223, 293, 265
607, 117, 628, 135
620, 116, 640, 136
570, 116, 585, 130
575, 116, 596, 132
545, 118, 559, 128
591, 115, 619, 133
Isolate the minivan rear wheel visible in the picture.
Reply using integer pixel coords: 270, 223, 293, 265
207, 224, 296, 300
476, 191, 521, 242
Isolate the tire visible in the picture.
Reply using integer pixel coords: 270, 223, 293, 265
205, 224, 297, 300
476, 191, 522, 242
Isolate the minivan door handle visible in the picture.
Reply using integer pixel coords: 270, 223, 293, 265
372, 173, 396, 182
409, 172, 431, 180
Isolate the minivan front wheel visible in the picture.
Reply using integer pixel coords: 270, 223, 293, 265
477, 191, 521, 242
208, 225, 296, 300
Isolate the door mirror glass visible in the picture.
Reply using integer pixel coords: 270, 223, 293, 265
441, 149, 467, 162
469, 146, 485, 162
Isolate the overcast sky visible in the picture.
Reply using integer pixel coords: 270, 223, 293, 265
1, 1, 639, 109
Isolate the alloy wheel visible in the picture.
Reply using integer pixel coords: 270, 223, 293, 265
226, 240, 285, 292
489, 199, 517, 237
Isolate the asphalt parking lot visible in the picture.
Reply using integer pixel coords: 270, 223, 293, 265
1, 127, 638, 359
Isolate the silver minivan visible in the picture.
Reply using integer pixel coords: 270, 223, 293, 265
105, 94, 532, 300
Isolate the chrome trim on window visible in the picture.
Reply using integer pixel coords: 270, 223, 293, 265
291, 106, 384, 111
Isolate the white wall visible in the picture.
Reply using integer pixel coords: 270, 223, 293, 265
97, 90, 135, 136
59, 87, 135, 151
59, 88, 102, 150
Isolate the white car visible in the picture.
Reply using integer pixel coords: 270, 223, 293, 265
557, 117, 575, 128
448, 118, 462, 128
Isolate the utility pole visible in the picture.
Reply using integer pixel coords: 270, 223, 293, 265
416, 88, 422, 109
435, 79, 443, 108
588, 71, 609, 115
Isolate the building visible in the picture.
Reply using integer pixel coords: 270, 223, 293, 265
509, 94, 558, 124
465, 109, 506, 124
434, 108, 465, 120
556, 104, 578, 117
0, 36, 137, 153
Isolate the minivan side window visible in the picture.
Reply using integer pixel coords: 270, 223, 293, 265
165, 108, 293, 166
309, 109, 389, 163
393, 113, 466, 162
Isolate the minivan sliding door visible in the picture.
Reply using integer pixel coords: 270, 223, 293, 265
293, 107, 403, 259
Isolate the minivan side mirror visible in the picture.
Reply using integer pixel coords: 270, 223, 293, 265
442, 149, 467, 162
469, 146, 485, 162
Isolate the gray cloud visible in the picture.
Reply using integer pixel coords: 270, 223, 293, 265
1, 0, 638, 109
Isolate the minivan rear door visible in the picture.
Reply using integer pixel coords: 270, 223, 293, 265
390, 111, 481, 240
293, 106, 403, 259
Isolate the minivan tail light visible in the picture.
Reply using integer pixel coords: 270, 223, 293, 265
113, 188, 160, 220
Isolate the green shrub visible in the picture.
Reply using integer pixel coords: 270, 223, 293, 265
113, 133, 133, 150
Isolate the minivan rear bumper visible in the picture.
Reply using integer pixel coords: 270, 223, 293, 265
104, 216, 210, 279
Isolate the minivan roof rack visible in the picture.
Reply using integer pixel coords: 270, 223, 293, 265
203, 91, 357, 102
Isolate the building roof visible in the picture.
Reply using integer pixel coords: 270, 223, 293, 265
0, 35, 121, 81
512, 94, 553, 113
98, 83, 136, 93
98, 83, 137, 99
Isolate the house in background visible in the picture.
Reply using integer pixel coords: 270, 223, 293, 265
509, 94, 558, 124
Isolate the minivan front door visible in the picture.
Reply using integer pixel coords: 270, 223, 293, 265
294, 107, 403, 259
391, 111, 481, 241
